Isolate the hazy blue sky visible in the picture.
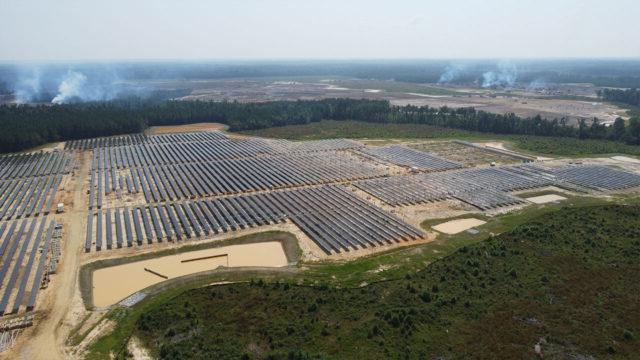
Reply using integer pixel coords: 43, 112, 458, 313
1, 0, 639, 61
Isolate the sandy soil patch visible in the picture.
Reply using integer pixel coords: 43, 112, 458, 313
476, 141, 508, 151
127, 336, 153, 360
146, 122, 228, 135
432, 218, 486, 234
536, 156, 554, 161
92, 242, 287, 307
611, 156, 640, 164
526, 194, 567, 204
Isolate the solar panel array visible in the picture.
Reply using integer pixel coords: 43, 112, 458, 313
355, 164, 640, 209
86, 185, 422, 254
0, 217, 56, 316
0, 149, 73, 317
75, 130, 640, 257
87, 135, 380, 209
358, 145, 464, 171
554, 165, 640, 191
354, 165, 555, 209
65, 131, 230, 150
0, 151, 72, 221
0, 152, 71, 180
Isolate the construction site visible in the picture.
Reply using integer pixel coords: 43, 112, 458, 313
1, 125, 640, 358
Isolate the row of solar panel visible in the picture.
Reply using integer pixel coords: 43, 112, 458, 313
65, 131, 229, 150
85, 186, 423, 254
354, 164, 640, 209
88, 153, 384, 209
0, 151, 72, 180
0, 175, 63, 221
0, 217, 55, 316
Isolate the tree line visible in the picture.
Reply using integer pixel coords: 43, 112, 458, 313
1, 98, 639, 153
598, 88, 640, 107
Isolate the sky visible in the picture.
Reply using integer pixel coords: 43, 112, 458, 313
1, 0, 639, 62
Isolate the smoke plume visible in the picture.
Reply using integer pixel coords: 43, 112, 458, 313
481, 61, 517, 88
51, 70, 120, 104
526, 78, 550, 91
438, 64, 466, 83
14, 68, 43, 103
5, 65, 154, 104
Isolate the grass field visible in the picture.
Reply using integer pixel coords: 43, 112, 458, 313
124, 204, 640, 359
239, 120, 640, 157
239, 120, 479, 141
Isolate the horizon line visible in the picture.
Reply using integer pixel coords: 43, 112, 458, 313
2, 56, 640, 65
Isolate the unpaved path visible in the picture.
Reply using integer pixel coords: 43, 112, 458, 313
18, 152, 90, 360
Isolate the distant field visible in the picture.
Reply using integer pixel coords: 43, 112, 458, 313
125, 205, 640, 359
145, 122, 227, 135
239, 120, 640, 157
239, 120, 488, 140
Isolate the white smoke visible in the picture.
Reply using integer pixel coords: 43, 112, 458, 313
51, 70, 120, 104
51, 71, 88, 104
481, 61, 517, 88
14, 68, 42, 103
527, 78, 549, 91
438, 64, 465, 83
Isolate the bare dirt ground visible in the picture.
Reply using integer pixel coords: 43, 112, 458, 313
11, 152, 90, 360
408, 141, 523, 166
23, 142, 65, 153
526, 194, 567, 204
127, 336, 152, 360
146, 122, 228, 135
132, 78, 628, 125
611, 155, 640, 164
468, 140, 553, 161
432, 218, 487, 234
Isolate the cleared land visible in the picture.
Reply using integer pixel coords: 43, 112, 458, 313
132, 78, 628, 124
391, 94, 625, 125
92, 241, 287, 307
409, 141, 528, 166
526, 194, 567, 204
432, 218, 486, 234
145, 122, 228, 135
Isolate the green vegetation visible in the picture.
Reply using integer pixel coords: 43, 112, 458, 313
123, 205, 640, 359
240, 120, 480, 141
3, 97, 640, 153
599, 88, 640, 107
85, 194, 640, 359
514, 136, 640, 157
241, 120, 640, 157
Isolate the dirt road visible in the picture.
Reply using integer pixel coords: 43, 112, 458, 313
17, 152, 90, 359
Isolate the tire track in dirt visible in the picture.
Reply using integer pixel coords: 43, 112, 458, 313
17, 152, 90, 360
